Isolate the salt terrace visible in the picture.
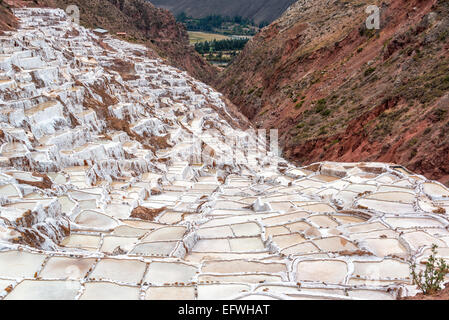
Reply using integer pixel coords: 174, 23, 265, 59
0, 8, 449, 300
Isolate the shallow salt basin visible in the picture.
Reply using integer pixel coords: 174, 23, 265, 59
314, 236, 358, 252
347, 289, 395, 300
198, 273, 283, 284
89, 259, 146, 284
201, 260, 287, 274
272, 233, 307, 249
145, 286, 195, 300
0, 251, 46, 278
197, 225, 234, 238
39, 257, 96, 280
296, 260, 348, 284
363, 238, 407, 257
385, 217, 444, 229
357, 198, 415, 214
308, 215, 339, 228
80, 282, 140, 300
4, 280, 80, 300
423, 182, 449, 198
262, 212, 309, 226
141, 226, 186, 242
144, 262, 197, 285
197, 284, 250, 300
101, 236, 138, 253
281, 241, 321, 255
401, 231, 447, 251
0, 184, 21, 197
74, 210, 118, 230
365, 191, 416, 203
61, 234, 101, 250
352, 259, 410, 279
266, 225, 291, 237
58, 195, 77, 213
112, 225, 150, 237
130, 241, 178, 256
104, 203, 131, 219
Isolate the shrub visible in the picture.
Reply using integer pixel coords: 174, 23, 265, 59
315, 99, 327, 113
321, 109, 331, 117
364, 67, 376, 77
295, 101, 304, 110
410, 244, 449, 295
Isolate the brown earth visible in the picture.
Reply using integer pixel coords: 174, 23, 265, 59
401, 283, 449, 300
16, 172, 53, 189
130, 206, 165, 221
218, 0, 449, 185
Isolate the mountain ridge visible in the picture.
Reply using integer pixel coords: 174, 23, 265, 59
151, 0, 296, 24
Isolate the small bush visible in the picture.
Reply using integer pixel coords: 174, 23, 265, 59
364, 67, 376, 77
295, 101, 304, 110
321, 109, 331, 117
314, 99, 327, 113
408, 137, 418, 147
410, 244, 449, 295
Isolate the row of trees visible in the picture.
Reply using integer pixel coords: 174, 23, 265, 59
176, 13, 266, 33
194, 38, 249, 54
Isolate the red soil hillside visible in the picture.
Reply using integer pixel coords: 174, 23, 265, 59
218, 0, 449, 185
0, 1, 18, 34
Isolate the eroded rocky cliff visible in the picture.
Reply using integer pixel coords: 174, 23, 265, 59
218, 0, 449, 185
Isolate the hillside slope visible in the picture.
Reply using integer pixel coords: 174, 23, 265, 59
1, 0, 217, 84
218, 0, 449, 185
151, 0, 296, 24
0, 1, 18, 34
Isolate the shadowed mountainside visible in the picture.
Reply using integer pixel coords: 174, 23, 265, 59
151, 0, 296, 24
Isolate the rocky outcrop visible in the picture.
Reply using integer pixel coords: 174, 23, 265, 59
218, 0, 449, 185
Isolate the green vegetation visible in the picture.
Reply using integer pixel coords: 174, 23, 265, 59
393, 58, 449, 105
295, 100, 305, 110
177, 13, 260, 36
188, 31, 230, 44
194, 38, 249, 54
192, 37, 249, 65
408, 137, 418, 147
410, 244, 449, 295
364, 67, 376, 77
295, 96, 306, 110
314, 98, 331, 116
359, 25, 377, 38
372, 107, 408, 139
181, 13, 254, 66
434, 108, 448, 121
